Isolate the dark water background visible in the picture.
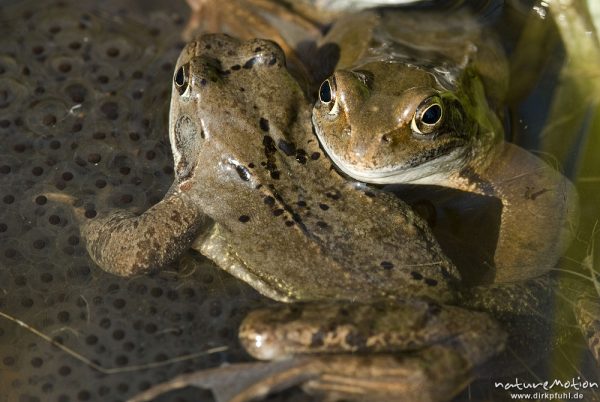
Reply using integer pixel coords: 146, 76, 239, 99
0, 1, 598, 402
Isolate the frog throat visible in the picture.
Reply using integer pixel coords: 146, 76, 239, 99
316, 127, 470, 185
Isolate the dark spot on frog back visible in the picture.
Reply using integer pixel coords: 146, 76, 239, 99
263, 135, 277, 155
310, 331, 325, 347
262, 135, 280, 180
277, 139, 296, 156
424, 278, 438, 286
380, 261, 394, 270
259, 117, 269, 132
325, 190, 342, 201
243, 57, 257, 69
295, 149, 307, 164
439, 266, 452, 279
410, 271, 423, 280
345, 331, 366, 350
409, 270, 437, 287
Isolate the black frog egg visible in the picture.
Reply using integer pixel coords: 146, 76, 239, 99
24, 98, 74, 137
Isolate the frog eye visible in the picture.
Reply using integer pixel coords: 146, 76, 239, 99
319, 78, 336, 105
411, 97, 444, 135
174, 64, 189, 95
318, 77, 341, 116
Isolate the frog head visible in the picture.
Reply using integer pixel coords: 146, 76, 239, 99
312, 60, 502, 185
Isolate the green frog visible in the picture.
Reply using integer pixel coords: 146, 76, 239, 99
311, 10, 579, 283
82, 34, 510, 402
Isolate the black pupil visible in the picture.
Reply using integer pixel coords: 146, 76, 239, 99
175, 66, 185, 87
422, 104, 442, 124
319, 80, 332, 103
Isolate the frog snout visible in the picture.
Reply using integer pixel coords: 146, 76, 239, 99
354, 128, 410, 170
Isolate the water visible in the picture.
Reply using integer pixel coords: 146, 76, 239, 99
0, 1, 278, 401
0, 1, 598, 402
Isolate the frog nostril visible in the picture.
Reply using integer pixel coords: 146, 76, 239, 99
381, 134, 391, 143
246, 39, 286, 68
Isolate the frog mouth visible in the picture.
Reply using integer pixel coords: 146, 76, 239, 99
323, 140, 470, 186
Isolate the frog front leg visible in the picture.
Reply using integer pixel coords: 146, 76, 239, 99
82, 188, 210, 277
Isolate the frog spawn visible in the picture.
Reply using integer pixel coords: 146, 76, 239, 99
0, 2, 289, 402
